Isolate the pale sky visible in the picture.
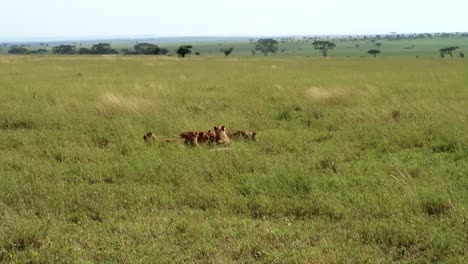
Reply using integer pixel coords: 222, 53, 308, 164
1, 0, 467, 41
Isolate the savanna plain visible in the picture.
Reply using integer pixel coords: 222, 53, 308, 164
0, 56, 467, 263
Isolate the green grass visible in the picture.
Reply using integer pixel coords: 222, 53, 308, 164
0, 56, 467, 263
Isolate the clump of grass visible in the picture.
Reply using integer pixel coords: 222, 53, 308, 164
421, 195, 454, 216
359, 221, 424, 261
96, 93, 150, 117
278, 109, 292, 120
391, 110, 401, 121
1, 217, 49, 253
0, 120, 34, 130
318, 159, 337, 173
92, 136, 110, 148
431, 143, 456, 153
305, 86, 344, 104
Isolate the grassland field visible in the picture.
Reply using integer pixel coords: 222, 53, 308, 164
0, 55, 467, 263
1, 36, 467, 58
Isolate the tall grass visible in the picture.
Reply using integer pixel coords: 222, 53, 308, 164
0, 56, 467, 262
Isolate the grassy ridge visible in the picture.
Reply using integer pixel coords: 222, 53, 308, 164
0, 56, 467, 263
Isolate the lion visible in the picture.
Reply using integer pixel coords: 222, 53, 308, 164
232, 130, 257, 141
214, 125, 230, 144
197, 129, 216, 144
143, 132, 156, 143
179, 131, 199, 145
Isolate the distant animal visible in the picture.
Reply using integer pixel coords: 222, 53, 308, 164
232, 130, 257, 141
214, 125, 230, 144
143, 132, 156, 143
179, 131, 199, 145
206, 129, 216, 143
197, 129, 216, 144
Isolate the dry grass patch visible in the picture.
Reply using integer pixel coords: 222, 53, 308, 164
305, 86, 345, 104
305, 85, 380, 105
96, 93, 152, 117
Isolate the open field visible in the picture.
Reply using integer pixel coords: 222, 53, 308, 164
0, 56, 467, 263
2, 36, 467, 58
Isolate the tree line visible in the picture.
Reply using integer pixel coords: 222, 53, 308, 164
8, 43, 173, 56
6, 39, 465, 58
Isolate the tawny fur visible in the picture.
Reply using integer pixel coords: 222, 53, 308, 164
214, 125, 230, 144
143, 132, 157, 143
179, 131, 199, 145
197, 130, 216, 144
232, 130, 257, 141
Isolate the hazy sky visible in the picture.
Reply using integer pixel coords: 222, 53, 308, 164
1, 0, 467, 41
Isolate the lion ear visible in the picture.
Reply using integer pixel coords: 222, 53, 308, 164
207, 129, 211, 133
214, 126, 218, 132
252, 132, 257, 139
221, 125, 225, 131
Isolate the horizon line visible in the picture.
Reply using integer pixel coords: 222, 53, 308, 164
2, 31, 467, 43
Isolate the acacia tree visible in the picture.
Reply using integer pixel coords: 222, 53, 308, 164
255, 39, 278, 56
79, 48, 91, 54
176, 45, 192, 57
30, 49, 48, 55
312, 41, 336, 57
221, 47, 233, 56
90, 43, 118, 54
368, 49, 381, 58
52, 45, 77, 54
439, 46, 459, 58
8, 46, 30, 54
159, 48, 169, 55
134, 43, 161, 55
459, 52, 464, 58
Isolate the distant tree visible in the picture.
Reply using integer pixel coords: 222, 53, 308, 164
176, 45, 192, 57
312, 41, 336, 57
439, 46, 459, 58
251, 50, 256, 56
460, 52, 464, 58
221, 47, 233, 56
121, 49, 138, 55
52, 45, 77, 54
368, 49, 381, 58
30, 49, 48, 55
375, 42, 382, 48
78, 48, 91, 54
90, 43, 118, 54
195, 51, 200, 56
159, 48, 169, 55
8, 46, 30, 54
134, 43, 161, 55
255, 39, 278, 56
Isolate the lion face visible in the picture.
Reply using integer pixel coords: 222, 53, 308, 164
214, 125, 230, 144
143, 132, 156, 143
